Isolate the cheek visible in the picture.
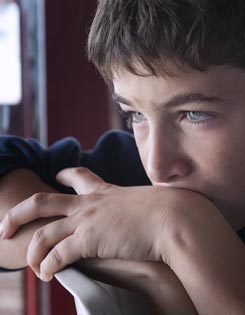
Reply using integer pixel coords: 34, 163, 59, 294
190, 128, 245, 186
134, 121, 245, 193
133, 127, 149, 170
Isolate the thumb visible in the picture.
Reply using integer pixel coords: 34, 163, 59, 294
56, 167, 106, 194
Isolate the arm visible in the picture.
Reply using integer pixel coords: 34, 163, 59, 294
0, 132, 116, 268
0, 169, 58, 269
2, 168, 244, 314
0, 168, 198, 314
0, 133, 196, 313
162, 193, 245, 315
0, 170, 197, 315
0, 130, 149, 268
0, 134, 84, 269
0, 131, 148, 268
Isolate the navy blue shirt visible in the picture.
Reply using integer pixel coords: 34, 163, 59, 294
0, 130, 150, 191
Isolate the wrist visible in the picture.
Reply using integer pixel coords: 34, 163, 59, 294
160, 191, 245, 315
143, 262, 198, 315
156, 189, 216, 265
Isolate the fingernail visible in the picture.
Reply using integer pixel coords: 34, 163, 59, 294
35, 273, 47, 282
42, 273, 53, 282
35, 272, 46, 282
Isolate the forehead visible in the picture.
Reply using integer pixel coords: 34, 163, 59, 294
112, 66, 245, 105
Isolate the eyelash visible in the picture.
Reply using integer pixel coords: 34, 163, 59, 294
179, 111, 213, 125
118, 109, 142, 129
118, 108, 213, 129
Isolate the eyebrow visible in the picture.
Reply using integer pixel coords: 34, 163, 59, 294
112, 92, 225, 108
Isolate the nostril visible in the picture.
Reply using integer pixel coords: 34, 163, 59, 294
170, 161, 192, 178
168, 174, 180, 181
147, 160, 192, 184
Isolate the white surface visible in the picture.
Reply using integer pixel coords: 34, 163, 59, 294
0, 3, 21, 105
55, 268, 122, 315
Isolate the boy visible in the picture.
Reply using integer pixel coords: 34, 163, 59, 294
0, 0, 245, 314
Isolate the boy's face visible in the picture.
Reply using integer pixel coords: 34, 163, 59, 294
113, 65, 245, 230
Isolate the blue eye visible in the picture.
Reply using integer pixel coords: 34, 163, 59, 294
186, 111, 209, 121
132, 112, 145, 123
184, 111, 212, 124
117, 108, 146, 129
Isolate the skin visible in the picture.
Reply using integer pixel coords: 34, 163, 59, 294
114, 65, 245, 230
0, 170, 198, 315
0, 169, 59, 268
1, 65, 245, 314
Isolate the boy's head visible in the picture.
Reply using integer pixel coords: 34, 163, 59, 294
88, 0, 245, 82
88, 0, 245, 230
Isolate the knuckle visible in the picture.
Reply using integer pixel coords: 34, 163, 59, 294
32, 228, 45, 244
73, 167, 88, 176
100, 181, 111, 191
81, 193, 101, 204
31, 192, 49, 207
30, 193, 50, 215
5, 210, 17, 229
49, 248, 63, 267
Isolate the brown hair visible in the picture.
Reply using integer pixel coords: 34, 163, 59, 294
87, 0, 245, 83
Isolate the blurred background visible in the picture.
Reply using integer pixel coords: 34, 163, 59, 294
0, 0, 122, 314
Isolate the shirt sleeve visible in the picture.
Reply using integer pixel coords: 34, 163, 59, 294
0, 130, 150, 192
0, 134, 81, 193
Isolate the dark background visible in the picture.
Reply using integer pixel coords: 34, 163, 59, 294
45, 1, 110, 313
46, 0, 110, 149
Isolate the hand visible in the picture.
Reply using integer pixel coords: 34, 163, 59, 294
0, 167, 206, 281
0, 167, 200, 314
0, 168, 164, 277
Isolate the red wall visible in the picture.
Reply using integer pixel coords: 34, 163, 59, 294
45, 1, 110, 314
46, 0, 110, 149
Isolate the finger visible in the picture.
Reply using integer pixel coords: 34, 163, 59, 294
39, 234, 82, 281
27, 217, 75, 274
0, 193, 77, 239
56, 167, 107, 194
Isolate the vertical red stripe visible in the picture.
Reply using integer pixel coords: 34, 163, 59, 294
50, 279, 76, 315
46, 0, 110, 314
25, 268, 38, 315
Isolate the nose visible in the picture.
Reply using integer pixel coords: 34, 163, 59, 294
145, 127, 192, 184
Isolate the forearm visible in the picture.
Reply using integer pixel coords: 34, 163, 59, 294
145, 263, 198, 315
164, 197, 245, 315
0, 169, 58, 269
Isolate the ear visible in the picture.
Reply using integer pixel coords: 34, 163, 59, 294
56, 167, 106, 194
